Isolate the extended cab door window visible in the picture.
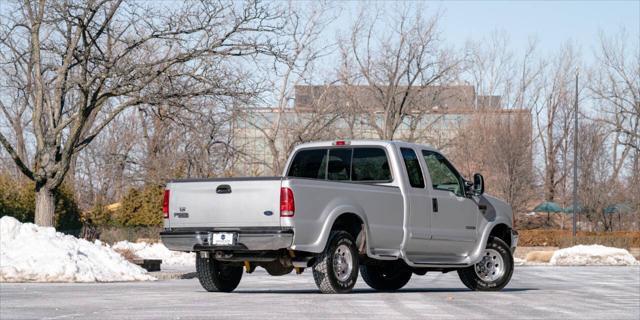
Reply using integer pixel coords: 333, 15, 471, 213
400, 148, 425, 188
421, 150, 464, 196
352, 148, 392, 182
327, 148, 352, 181
287, 149, 328, 179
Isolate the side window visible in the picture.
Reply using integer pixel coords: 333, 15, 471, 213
400, 148, 425, 188
287, 149, 328, 179
327, 148, 352, 181
422, 150, 463, 196
352, 148, 392, 181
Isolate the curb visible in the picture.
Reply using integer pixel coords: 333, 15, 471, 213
149, 271, 197, 280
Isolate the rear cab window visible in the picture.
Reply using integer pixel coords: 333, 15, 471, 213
287, 146, 393, 184
287, 149, 328, 179
327, 149, 352, 181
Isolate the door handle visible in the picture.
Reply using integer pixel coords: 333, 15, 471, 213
216, 184, 232, 194
432, 198, 438, 213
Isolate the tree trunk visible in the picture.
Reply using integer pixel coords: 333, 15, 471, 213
545, 160, 556, 202
35, 187, 56, 227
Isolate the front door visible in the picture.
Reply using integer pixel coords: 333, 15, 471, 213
422, 150, 480, 259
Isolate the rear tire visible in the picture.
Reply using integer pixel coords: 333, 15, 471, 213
457, 237, 514, 291
196, 255, 243, 292
360, 261, 412, 291
312, 231, 359, 294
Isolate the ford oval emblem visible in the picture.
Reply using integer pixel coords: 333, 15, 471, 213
263, 210, 273, 216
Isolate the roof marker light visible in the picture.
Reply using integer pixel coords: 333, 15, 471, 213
333, 140, 350, 146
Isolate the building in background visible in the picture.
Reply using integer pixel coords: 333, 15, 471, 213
232, 85, 531, 176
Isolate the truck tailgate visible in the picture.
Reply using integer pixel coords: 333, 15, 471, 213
166, 178, 282, 228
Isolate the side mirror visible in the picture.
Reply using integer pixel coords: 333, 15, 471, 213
473, 173, 484, 196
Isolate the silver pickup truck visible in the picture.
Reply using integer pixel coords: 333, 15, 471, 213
161, 140, 518, 294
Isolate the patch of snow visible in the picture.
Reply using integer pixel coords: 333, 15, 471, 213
112, 241, 195, 269
514, 257, 525, 266
549, 245, 639, 266
520, 260, 550, 266
0, 216, 155, 282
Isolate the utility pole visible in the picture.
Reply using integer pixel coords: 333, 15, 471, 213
572, 70, 579, 239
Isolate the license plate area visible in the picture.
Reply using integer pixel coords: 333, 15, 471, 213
211, 232, 235, 246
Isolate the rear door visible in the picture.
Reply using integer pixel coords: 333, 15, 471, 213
421, 150, 479, 257
167, 178, 282, 228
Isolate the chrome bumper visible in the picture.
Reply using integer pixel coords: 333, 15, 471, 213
511, 229, 519, 253
160, 229, 294, 252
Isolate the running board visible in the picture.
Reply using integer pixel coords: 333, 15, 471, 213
405, 257, 471, 268
411, 262, 468, 266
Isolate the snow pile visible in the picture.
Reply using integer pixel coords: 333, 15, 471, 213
0, 216, 154, 282
514, 257, 526, 266
549, 245, 639, 266
112, 241, 195, 268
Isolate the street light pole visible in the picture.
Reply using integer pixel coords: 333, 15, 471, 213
572, 70, 579, 240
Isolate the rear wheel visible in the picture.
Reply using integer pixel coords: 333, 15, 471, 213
457, 237, 513, 291
312, 231, 359, 294
360, 261, 412, 291
196, 255, 243, 292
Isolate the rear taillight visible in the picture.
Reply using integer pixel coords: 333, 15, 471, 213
162, 189, 170, 219
280, 187, 295, 217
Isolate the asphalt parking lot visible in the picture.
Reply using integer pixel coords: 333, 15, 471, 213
1, 266, 639, 320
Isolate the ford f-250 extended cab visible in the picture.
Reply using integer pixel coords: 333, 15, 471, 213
161, 140, 518, 294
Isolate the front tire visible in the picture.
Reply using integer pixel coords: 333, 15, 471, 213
458, 237, 514, 291
360, 261, 412, 291
196, 255, 243, 292
312, 231, 359, 294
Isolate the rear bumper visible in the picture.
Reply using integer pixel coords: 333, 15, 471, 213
511, 229, 519, 253
160, 228, 294, 252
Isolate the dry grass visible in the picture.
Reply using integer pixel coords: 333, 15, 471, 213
518, 230, 640, 249
113, 248, 140, 263
525, 251, 555, 263
98, 226, 163, 244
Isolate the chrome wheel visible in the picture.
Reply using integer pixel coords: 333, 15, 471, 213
333, 244, 353, 282
474, 248, 505, 282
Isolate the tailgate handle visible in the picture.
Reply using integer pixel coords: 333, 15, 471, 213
216, 184, 232, 194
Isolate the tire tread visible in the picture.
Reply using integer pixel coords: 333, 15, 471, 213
312, 230, 359, 294
196, 255, 243, 292
457, 236, 514, 291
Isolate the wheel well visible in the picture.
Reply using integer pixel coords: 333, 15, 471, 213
331, 213, 364, 240
489, 223, 511, 247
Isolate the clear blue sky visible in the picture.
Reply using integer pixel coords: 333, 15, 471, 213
434, 0, 639, 56
333, 0, 639, 61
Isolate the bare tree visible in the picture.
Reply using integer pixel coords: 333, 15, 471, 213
459, 32, 544, 214
74, 110, 139, 208
451, 111, 534, 214
576, 123, 620, 231
590, 29, 639, 179
533, 44, 580, 204
591, 29, 640, 151
0, 0, 282, 226
238, 1, 338, 175
339, 5, 460, 141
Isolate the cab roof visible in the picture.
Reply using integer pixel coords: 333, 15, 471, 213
293, 140, 437, 152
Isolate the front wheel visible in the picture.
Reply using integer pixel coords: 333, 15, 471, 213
196, 255, 243, 292
457, 237, 514, 291
312, 230, 359, 294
